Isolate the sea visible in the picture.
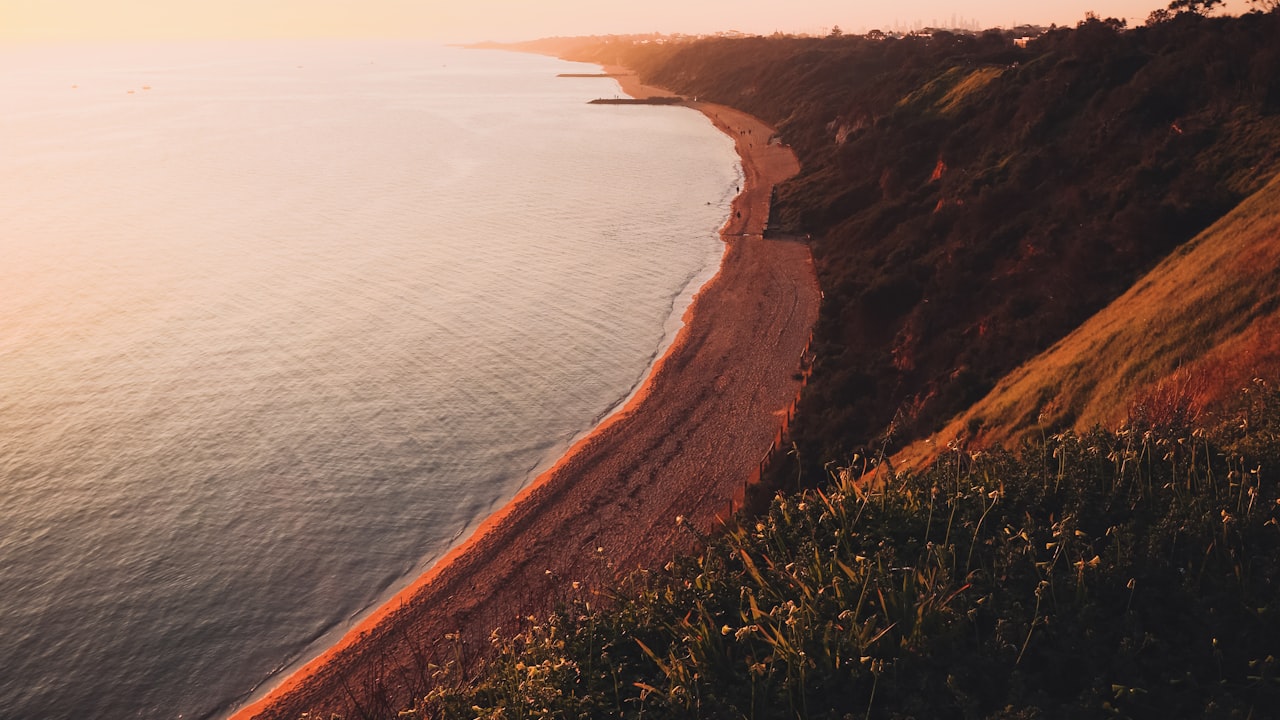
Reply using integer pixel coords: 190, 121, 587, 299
0, 40, 740, 719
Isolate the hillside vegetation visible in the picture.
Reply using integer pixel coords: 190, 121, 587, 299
561, 11, 1280, 470
898, 168, 1280, 467
408, 383, 1280, 719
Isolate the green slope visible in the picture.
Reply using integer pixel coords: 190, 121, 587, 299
900, 167, 1280, 467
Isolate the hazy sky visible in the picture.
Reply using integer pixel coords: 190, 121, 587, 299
0, 0, 1254, 42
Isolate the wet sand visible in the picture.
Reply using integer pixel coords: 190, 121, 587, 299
231, 68, 819, 720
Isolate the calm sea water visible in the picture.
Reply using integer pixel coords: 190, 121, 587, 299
0, 41, 740, 719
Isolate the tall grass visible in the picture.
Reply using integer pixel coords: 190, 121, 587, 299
389, 383, 1280, 719
903, 168, 1280, 466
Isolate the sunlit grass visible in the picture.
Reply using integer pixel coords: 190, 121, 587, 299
900, 169, 1280, 467
895, 66, 967, 111
936, 67, 1005, 115
894, 65, 1005, 117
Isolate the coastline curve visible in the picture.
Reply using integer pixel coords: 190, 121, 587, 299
230, 61, 820, 720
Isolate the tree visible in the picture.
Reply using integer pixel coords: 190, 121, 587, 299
1146, 8, 1173, 24
1167, 0, 1225, 14
1080, 12, 1128, 29
1248, 0, 1280, 11
829, 25, 843, 37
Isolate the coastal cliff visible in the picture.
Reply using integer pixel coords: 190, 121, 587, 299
250, 11, 1280, 718
551, 11, 1280, 472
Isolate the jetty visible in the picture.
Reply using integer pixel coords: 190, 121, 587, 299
588, 96, 685, 105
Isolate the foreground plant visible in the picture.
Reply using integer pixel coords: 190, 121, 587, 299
397, 384, 1280, 719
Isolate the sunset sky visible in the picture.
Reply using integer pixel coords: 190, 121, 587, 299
0, 0, 1253, 42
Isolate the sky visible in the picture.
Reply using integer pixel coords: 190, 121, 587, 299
0, 0, 1254, 42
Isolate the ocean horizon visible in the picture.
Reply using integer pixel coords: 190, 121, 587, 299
0, 40, 741, 719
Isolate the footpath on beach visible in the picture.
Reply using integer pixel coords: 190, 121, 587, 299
232, 67, 821, 720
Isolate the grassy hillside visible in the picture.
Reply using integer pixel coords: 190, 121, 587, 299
406, 384, 1280, 719
897, 168, 1280, 467
562, 12, 1280, 474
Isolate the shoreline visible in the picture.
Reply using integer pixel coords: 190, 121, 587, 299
230, 62, 819, 720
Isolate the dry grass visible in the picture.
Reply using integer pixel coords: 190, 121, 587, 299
897, 169, 1280, 469
895, 66, 1004, 116
936, 66, 1005, 114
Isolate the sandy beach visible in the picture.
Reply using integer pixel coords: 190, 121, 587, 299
232, 68, 820, 719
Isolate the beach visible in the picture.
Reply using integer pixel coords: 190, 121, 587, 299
232, 67, 820, 719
